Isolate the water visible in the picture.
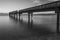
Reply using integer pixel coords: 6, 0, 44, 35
0, 16, 33, 40
21, 14, 57, 32
0, 14, 57, 40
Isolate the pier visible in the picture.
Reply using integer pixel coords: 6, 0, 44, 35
9, 1, 60, 33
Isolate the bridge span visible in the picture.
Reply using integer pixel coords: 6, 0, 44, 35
9, 1, 60, 33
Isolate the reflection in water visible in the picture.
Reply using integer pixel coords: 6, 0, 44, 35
0, 16, 32, 40
0, 14, 57, 40
22, 14, 57, 32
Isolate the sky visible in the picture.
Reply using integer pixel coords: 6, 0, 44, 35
0, 0, 59, 13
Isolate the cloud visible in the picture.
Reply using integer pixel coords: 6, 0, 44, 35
31, 0, 58, 5
31, 0, 41, 4
48, 0, 58, 2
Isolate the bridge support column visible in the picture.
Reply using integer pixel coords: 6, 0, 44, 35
17, 14, 18, 19
9, 14, 11, 17
14, 14, 16, 20
28, 12, 30, 28
12, 14, 13, 18
28, 12, 33, 29
19, 13, 20, 21
57, 12, 59, 33
55, 7, 60, 33
16, 14, 17, 19
30, 12, 33, 28
11, 14, 13, 17
9, 13, 10, 16
14, 14, 15, 18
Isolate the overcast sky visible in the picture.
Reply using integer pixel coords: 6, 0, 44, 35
0, 0, 59, 13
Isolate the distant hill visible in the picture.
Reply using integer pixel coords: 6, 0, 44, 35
0, 13, 9, 16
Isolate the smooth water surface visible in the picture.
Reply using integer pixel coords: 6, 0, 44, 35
0, 14, 58, 40
0, 16, 33, 40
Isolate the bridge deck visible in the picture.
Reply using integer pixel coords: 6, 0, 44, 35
19, 1, 60, 13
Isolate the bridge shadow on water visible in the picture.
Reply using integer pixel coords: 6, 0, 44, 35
8, 16, 57, 40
